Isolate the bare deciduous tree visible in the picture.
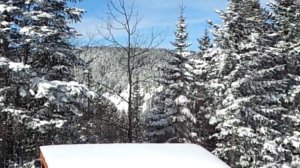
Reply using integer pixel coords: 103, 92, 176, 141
98, 0, 162, 142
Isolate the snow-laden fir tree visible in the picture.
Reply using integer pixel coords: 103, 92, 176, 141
147, 4, 196, 143
189, 28, 217, 151
209, 0, 273, 167
198, 29, 212, 56
210, 0, 300, 166
0, 0, 89, 133
0, 58, 32, 168
257, 0, 300, 167
0, 2, 33, 166
0, 0, 93, 166
146, 88, 173, 143
170, 4, 191, 53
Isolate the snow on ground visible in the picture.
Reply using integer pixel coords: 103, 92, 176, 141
40, 144, 230, 168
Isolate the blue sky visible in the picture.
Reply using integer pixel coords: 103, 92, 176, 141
71, 0, 268, 50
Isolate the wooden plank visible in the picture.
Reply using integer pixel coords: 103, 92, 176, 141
39, 151, 48, 168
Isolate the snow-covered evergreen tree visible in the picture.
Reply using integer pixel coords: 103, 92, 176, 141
0, 0, 89, 131
170, 5, 191, 52
258, 1, 300, 167
145, 88, 173, 143
190, 38, 217, 151
183, 24, 216, 150
197, 29, 212, 56
0, 2, 33, 166
210, 0, 300, 167
0, 57, 32, 168
209, 0, 273, 167
147, 5, 195, 143
0, 0, 92, 166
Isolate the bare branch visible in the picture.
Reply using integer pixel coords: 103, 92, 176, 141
98, 82, 129, 103
97, 0, 165, 142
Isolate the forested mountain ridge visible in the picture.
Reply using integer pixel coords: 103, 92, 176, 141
75, 46, 176, 118
76, 46, 175, 92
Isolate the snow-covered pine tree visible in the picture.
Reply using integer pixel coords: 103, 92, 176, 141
194, 47, 222, 152
0, 2, 34, 166
197, 29, 212, 56
162, 4, 195, 143
209, 0, 272, 167
190, 28, 216, 151
0, 58, 31, 168
145, 88, 173, 143
207, 0, 300, 167
21, 0, 89, 135
259, 0, 300, 167
146, 5, 195, 143
170, 5, 191, 53
0, 0, 92, 166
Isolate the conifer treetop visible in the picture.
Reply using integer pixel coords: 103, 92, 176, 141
171, 3, 191, 55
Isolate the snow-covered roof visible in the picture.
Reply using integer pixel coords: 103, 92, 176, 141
39, 144, 230, 168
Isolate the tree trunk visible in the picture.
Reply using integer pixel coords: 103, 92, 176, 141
127, 44, 133, 143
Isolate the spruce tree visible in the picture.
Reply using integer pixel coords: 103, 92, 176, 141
146, 5, 195, 143
208, 0, 300, 167
260, 1, 300, 167
0, 0, 92, 166
209, 0, 271, 167
0, 2, 32, 166
198, 29, 212, 56
162, 5, 195, 143
145, 89, 173, 143
191, 30, 216, 151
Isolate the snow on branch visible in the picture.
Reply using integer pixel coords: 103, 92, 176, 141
1, 107, 67, 131
32, 77, 96, 100
0, 57, 30, 72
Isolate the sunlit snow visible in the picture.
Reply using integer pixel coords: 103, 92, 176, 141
40, 144, 230, 168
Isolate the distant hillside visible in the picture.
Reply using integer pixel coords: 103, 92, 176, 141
75, 46, 197, 113
77, 46, 172, 92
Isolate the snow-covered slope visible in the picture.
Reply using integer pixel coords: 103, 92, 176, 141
103, 85, 163, 114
